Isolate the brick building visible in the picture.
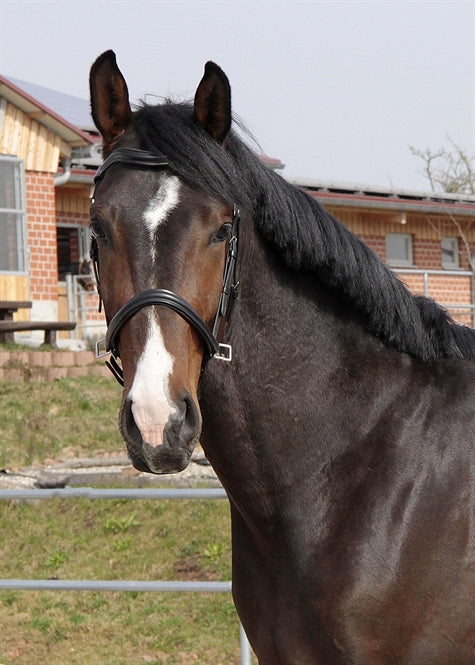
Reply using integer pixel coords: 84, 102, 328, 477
0, 75, 104, 345
295, 179, 475, 326
0, 76, 474, 349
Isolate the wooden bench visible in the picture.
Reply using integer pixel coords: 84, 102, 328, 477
0, 321, 77, 346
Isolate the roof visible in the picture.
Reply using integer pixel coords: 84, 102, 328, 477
0, 75, 94, 146
292, 177, 475, 217
5, 76, 95, 133
262, 155, 284, 170
3, 74, 473, 212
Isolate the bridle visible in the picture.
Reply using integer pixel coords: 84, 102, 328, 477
91, 147, 239, 386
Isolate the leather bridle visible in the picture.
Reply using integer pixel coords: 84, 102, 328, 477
91, 147, 239, 386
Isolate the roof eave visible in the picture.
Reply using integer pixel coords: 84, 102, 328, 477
0, 75, 94, 147
290, 177, 475, 217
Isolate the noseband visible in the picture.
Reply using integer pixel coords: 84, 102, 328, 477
91, 147, 239, 386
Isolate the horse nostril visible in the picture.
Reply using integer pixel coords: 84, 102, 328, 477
119, 398, 151, 472
121, 398, 141, 442
182, 392, 201, 437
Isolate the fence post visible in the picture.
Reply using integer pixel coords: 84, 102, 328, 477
240, 623, 252, 665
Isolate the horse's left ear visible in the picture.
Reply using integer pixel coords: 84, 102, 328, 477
193, 62, 231, 145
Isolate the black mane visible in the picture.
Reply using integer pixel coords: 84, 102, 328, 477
132, 102, 475, 362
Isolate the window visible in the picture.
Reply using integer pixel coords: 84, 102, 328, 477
441, 236, 459, 269
386, 233, 413, 267
0, 156, 27, 273
57, 225, 90, 280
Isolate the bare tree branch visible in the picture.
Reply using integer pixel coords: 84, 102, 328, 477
410, 137, 475, 195
411, 138, 475, 270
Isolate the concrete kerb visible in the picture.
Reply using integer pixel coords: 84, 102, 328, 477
0, 349, 111, 381
0, 451, 220, 490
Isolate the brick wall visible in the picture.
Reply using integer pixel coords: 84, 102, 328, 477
396, 271, 473, 326
360, 236, 475, 326
413, 238, 443, 269
361, 234, 475, 272
25, 171, 58, 302
360, 233, 474, 326
56, 209, 89, 228
458, 239, 475, 271
360, 235, 386, 260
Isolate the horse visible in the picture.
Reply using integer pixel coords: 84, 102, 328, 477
89, 51, 475, 664
77, 257, 96, 291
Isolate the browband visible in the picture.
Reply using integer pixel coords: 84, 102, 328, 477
94, 147, 169, 182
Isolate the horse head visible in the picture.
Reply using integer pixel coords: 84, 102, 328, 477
89, 51, 236, 474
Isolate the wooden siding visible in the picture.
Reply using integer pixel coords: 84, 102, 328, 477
57, 283, 70, 337
0, 275, 30, 320
325, 205, 475, 242
0, 101, 69, 172
56, 187, 91, 215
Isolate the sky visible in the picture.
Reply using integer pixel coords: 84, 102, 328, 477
0, 0, 474, 191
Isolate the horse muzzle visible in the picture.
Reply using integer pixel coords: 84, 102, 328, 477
119, 391, 201, 474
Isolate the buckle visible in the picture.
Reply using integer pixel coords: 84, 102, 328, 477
214, 343, 232, 362
95, 338, 110, 358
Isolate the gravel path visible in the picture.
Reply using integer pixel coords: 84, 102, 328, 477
0, 451, 220, 490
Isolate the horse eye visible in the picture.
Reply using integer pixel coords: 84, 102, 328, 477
213, 223, 232, 243
90, 220, 106, 240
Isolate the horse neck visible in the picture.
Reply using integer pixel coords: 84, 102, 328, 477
199, 217, 397, 521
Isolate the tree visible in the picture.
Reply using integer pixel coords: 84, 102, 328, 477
410, 137, 475, 195
410, 137, 475, 271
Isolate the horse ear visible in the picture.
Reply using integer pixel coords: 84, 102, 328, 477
193, 62, 231, 145
89, 50, 132, 153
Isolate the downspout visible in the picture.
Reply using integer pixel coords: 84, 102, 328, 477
0, 98, 6, 136
54, 157, 72, 186
472, 269, 475, 328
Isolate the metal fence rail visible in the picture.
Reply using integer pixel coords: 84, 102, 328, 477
0, 487, 228, 500
0, 579, 231, 592
0, 487, 252, 665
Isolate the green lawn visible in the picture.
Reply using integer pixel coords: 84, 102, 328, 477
0, 374, 124, 469
0, 373, 254, 664
0, 496, 242, 665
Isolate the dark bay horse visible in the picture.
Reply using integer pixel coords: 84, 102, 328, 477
89, 51, 474, 664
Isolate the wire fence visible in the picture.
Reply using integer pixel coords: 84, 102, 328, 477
0, 487, 253, 665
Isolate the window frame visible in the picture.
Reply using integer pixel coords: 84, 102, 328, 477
385, 232, 414, 267
0, 155, 28, 275
441, 236, 460, 270
56, 223, 90, 281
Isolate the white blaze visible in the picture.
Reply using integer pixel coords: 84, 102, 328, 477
128, 176, 182, 446
143, 175, 181, 260
128, 311, 177, 447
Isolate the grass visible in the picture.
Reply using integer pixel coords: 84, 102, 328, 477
0, 374, 124, 469
0, 342, 56, 352
0, 499, 239, 665
0, 497, 242, 665
0, 371, 255, 664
